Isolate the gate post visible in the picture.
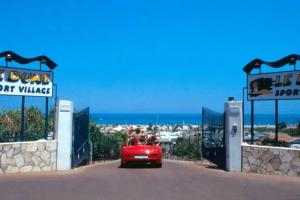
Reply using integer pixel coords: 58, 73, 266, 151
55, 100, 74, 171
224, 100, 242, 172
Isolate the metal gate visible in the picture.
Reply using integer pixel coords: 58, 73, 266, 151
72, 107, 91, 168
202, 107, 226, 169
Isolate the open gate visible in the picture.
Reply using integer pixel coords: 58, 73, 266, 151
202, 107, 226, 169
72, 107, 91, 168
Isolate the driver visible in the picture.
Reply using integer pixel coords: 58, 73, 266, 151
126, 126, 134, 145
126, 127, 145, 145
132, 128, 144, 145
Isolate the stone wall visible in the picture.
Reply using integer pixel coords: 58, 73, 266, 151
242, 144, 300, 177
0, 140, 57, 174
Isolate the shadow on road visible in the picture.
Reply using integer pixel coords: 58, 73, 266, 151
119, 163, 162, 169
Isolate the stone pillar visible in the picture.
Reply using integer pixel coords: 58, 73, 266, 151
224, 100, 242, 172
55, 100, 73, 171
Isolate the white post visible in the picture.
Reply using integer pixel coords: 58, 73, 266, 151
55, 100, 74, 171
224, 100, 242, 172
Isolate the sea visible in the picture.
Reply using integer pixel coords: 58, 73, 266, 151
90, 113, 300, 125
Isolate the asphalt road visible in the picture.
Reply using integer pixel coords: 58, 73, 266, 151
0, 160, 299, 200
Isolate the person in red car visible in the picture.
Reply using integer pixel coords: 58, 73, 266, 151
147, 133, 160, 146
126, 127, 146, 145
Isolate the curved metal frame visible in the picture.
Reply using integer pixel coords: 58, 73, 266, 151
243, 54, 300, 74
0, 50, 57, 69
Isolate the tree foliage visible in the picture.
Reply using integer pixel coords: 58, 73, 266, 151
90, 121, 126, 161
173, 137, 201, 160
0, 106, 55, 142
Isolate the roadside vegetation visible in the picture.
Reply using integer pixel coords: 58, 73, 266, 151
172, 137, 201, 161
89, 121, 126, 161
0, 107, 55, 142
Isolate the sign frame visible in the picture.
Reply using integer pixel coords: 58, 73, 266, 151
247, 70, 300, 101
0, 66, 53, 98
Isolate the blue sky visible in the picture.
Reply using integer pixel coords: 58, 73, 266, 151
0, 0, 299, 113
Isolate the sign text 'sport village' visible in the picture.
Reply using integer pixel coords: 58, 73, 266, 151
248, 70, 300, 100
0, 67, 53, 97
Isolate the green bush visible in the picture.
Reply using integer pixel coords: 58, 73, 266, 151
89, 121, 126, 161
0, 106, 55, 142
173, 137, 201, 160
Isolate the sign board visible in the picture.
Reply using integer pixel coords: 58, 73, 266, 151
247, 70, 300, 100
0, 67, 53, 97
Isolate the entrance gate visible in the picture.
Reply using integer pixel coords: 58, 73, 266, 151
72, 107, 91, 168
202, 107, 226, 169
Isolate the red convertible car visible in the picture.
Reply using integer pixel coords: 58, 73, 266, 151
120, 143, 162, 168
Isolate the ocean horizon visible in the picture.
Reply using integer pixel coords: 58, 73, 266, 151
90, 113, 300, 126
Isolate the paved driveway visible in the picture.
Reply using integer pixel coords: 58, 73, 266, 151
0, 160, 299, 200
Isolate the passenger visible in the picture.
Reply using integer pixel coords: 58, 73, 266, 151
147, 133, 160, 146
140, 130, 147, 144
132, 128, 142, 145
126, 128, 151, 146
126, 126, 134, 146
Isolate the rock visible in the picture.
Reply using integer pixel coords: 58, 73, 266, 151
260, 151, 274, 162
255, 159, 262, 166
250, 164, 258, 172
279, 149, 287, 156
42, 166, 51, 172
26, 143, 37, 152
248, 156, 256, 164
243, 163, 250, 172
39, 162, 47, 168
8, 158, 16, 165
291, 159, 300, 168
14, 154, 24, 168
50, 153, 56, 162
243, 151, 250, 158
51, 163, 56, 170
21, 144, 27, 152
260, 161, 267, 170
6, 148, 14, 158
32, 167, 41, 172
13, 147, 21, 155
32, 156, 41, 166
267, 163, 274, 172
12, 143, 20, 149
258, 167, 266, 174
287, 169, 298, 176
48, 142, 57, 151
270, 157, 281, 170
294, 151, 300, 159
20, 166, 33, 173
41, 151, 50, 161
272, 170, 285, 176
3, 144, 12, 152
252, 148, 262, 159
279, 162, 291, 174
1, 153, 7, 166
34, 151, 41, 157
272, 149, 280, 155
281, 152, 293, 163
6, 166, 19, 173
24, 152, 32, 162
37, 143, 45, 151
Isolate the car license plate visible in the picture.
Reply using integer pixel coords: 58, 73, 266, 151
134, 155, 148, 159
